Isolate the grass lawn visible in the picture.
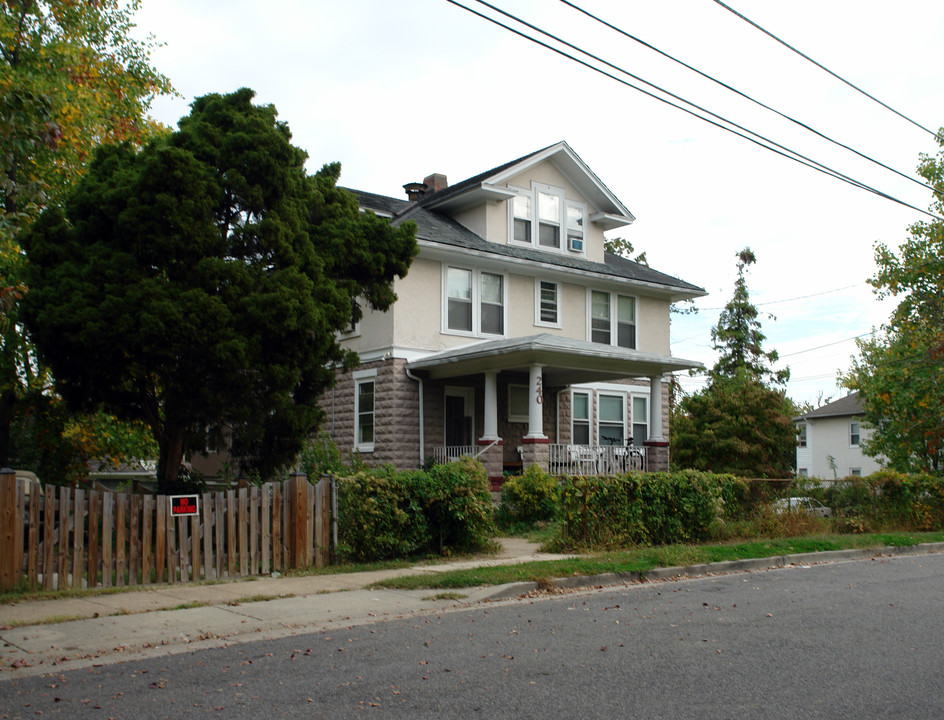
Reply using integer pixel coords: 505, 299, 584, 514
368, 531, 944, 591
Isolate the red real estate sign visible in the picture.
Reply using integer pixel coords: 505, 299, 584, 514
170, 494, 199, 517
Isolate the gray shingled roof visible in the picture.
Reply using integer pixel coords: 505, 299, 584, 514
795, 392, 864, 421
345, 188, 705, 297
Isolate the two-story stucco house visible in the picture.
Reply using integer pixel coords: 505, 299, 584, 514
794, 392, 884, 479
318, 142, 705, 486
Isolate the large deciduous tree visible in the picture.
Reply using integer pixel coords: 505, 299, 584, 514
672, 247, 796, 477
22, 88, 417, 492
1, 0, 173, 467
842, 131, 944, 474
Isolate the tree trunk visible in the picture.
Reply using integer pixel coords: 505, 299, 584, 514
0, 389, 16, 468
156, 431, 185, 495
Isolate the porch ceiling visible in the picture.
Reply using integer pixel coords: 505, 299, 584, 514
406, 333, 703, 385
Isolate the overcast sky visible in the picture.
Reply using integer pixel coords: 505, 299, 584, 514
133, 0, 944, 407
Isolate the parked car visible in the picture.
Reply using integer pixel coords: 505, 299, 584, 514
773, 497, 832, 518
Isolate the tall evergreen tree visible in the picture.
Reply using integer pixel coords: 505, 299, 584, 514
22, 89, 417, 492
710, 248, 788, 385
672, 248, 795, 477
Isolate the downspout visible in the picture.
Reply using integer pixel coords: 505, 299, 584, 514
405, 367, 424, 466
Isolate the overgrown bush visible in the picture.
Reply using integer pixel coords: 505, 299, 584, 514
335, 458, 496, 562
553, 470, 741, 551
811, 471, 944, 531
498, 464, 560, 528
334, 468, 428, 562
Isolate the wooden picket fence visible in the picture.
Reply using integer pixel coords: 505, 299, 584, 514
0, 470, 330, 592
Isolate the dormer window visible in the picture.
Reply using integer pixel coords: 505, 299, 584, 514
510, 182, 587, 255
513, 195, 531, 243
538, 190, 561, 248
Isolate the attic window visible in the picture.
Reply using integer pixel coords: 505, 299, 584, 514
510, 182, 587, 255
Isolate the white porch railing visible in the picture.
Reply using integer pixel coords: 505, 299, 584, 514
548, 444, 648, 476
433, 445, 478, 464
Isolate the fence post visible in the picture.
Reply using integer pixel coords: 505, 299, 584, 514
288, 471, 311, 569
0, 468, 16, 591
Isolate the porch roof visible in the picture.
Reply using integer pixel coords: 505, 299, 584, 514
405, 333, 703, 385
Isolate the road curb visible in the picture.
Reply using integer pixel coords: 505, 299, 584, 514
486, 542, 944, 599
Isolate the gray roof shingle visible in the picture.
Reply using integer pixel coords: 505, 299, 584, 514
346, 187, 705, 296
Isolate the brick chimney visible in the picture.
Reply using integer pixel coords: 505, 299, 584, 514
403, 173, 448, 202
423, 173, 448, 193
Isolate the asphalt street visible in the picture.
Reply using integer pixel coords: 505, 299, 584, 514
2, 552, 943, 719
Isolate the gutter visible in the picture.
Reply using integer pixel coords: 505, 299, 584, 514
404, 367, 425, 465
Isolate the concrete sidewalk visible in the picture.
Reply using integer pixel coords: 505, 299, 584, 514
0, 538, 575, 678
3, 540, 943, 679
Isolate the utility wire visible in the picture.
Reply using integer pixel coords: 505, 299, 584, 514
713, 0, 941, 139
561, 0, 941, 200
695, 283, 869, 311
448, 0, 942, 221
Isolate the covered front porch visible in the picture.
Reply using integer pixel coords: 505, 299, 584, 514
408, 334, 701, 482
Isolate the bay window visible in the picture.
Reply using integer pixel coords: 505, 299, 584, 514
572, 391, 590, 445
598, 393, 625, 446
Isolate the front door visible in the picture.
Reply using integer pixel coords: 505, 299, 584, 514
445, 388, 474, 447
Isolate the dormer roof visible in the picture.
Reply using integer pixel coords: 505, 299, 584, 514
405, 141, 635, 230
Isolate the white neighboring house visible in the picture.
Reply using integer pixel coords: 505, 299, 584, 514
794, 392, 884, 479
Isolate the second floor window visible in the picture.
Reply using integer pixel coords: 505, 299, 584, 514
797, 423, 807, 447
850, 421, 860, 447
590, 290, 636, 349
537, 280, 559, 326
444, 266, 506, 337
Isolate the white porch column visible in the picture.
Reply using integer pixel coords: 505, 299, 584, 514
524, 364, 547, 440
648, 375, 664, 441
481, 370, 499, 442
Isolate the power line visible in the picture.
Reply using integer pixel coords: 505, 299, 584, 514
692, 282, 869, 311
712, 0, 941, 139
778, 333, 872, 358
561, 0, 941, 200
448, 0, 942, 221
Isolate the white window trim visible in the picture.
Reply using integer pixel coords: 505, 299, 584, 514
596, 391, 627, 446
630, 393, 649, 447
507, 183, 588, 258
508, 384, 529, 423
442, 265, 508, 338
571, 390, 591, 445
797, 422, 808, 448
849, 420, 861, 448
353, 369, 377, 453
586, 289, 639, 349
339, 297, 362, 340
534, 279, 561, 328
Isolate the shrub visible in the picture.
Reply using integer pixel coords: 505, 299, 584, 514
335, 458, 497, 562
498, 464, 561, 527
554, 470, 735, 551
334, 469, 428, 562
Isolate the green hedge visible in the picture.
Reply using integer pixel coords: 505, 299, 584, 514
556, 471, 749, 550
335, 457, 496, 562
809, 470, 944, 530
498, 464, 561, 527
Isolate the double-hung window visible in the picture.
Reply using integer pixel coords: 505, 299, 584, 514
590, 291, 611, 344
566, 203, 585, 252
598, 393, 625, 446
631, 396, 648, 446
572, 391, 590, 445
354, 370, 376, 452
589, 290, 637, 349
797, 424, 807, 448
536, 280, 559, 327
444, 266, 506, 337
537, 190, 561, 248
446, 268, 473, 332
850, 421, 861, 447
510, 183, 587, 256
